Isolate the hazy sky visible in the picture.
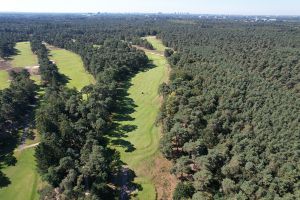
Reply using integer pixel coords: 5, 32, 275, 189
0, 0, 299, 15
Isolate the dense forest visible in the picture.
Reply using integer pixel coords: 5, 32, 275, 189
0, 13, 299, 199
157, 19, 300, 199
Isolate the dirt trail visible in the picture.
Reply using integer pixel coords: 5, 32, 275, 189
0, 60, 13, 71
17, 143, 40, 151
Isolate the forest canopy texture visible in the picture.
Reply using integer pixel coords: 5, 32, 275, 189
0, 14, 299, 199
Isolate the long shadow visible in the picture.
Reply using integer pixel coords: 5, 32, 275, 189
108, 59, 157, 151
108, 58, 157, 197
108, 80, 138, 152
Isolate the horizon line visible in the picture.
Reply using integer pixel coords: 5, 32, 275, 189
0, 11, 299, 17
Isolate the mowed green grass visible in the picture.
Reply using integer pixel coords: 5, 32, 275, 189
10, 41, 40, 84
0, 70, 10, 89
144, 36, 167, 52
112, 37, 169, 199
11, 42, 38, 68
48, 47, 95, 90
0, 148, 41, 200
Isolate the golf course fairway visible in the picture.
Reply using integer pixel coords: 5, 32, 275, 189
111, 37, 170, 199
0, 70, 10, 89
48, 46, 95, 90
11, 42, 38, 68
0, 148, 41, 200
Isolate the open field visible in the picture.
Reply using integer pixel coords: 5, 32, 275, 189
47, 45, 95, 90
11, 42, 38, 68
111, 37, 175, 199
0, 70, 10, 89
0, 148, 41, 200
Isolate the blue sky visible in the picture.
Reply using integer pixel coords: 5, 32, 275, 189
0, 0, 299, 15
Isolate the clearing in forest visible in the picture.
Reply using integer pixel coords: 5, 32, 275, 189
0, 148, 42, 200
111, 37, 176, 199
143, 36, 167, 52
11, 42, 38, 68
0, 41, 40, 88
47, 45, 95, 90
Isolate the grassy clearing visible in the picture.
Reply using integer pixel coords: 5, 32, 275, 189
11, 42, 38, 68
10, 41, 40, 84
0, 148, 41, 200
48, 46, 95, 90
0, 70, 10, 89
111, 37, 169, 199
144, 36, 167, 52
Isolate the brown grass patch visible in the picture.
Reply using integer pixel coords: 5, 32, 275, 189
152, 154, 177, 200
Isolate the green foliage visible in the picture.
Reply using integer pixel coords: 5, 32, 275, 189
1, 14, 299, 199
158, 18, 300, 199
164, 48, 174, 57
173, 182, 195, 200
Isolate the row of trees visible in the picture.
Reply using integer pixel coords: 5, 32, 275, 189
30, 35, 149, 199
30, 39, 62, 86
157, 19, 300, 199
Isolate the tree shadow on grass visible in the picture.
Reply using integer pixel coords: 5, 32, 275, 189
108, 80, 138, 151
139, 62, 156, 72
5, 48, 19, 61
113, 166, 143, 200
111, 139, 136, 152
0, 129, 19, 188
57, 73, 71, 86
0, 171, 11, 188
108, 57, 157, 198
0, 133, 18, 167
108, 60, 158, 152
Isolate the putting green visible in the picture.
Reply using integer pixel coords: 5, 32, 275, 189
111, 37, 168, 199
48, 47, 95, 90
11, 42, 38, 68
0, 70, 10, 90
0, 148, 41, 200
